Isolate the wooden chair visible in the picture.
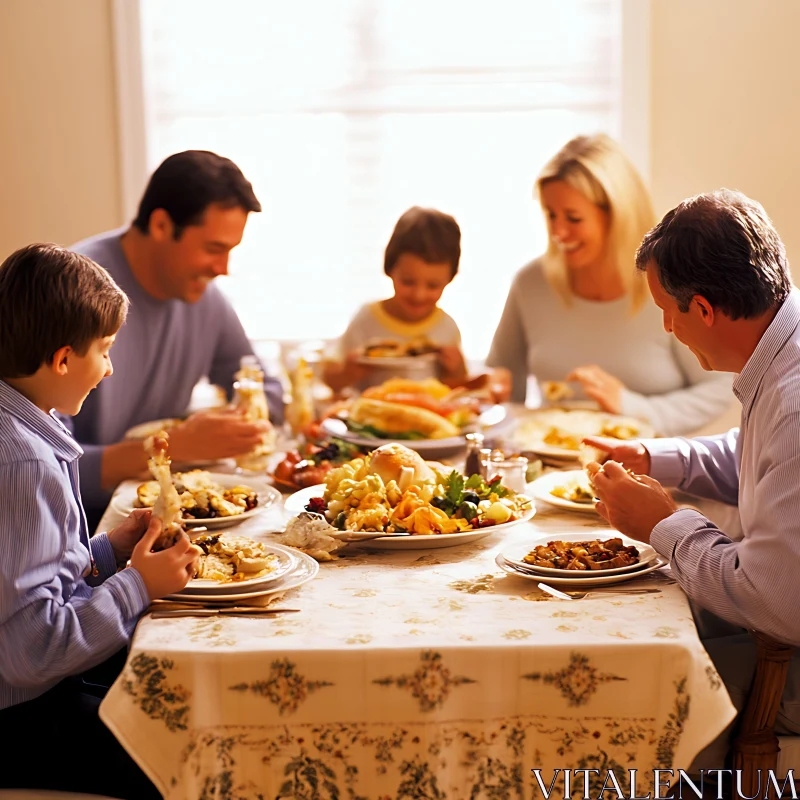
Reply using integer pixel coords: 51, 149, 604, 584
731, 631, 797, 797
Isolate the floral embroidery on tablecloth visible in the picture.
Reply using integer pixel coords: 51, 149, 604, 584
522, 652, 626, 707
705, 665, 723, 691
229, 658, 334, 716
504, 629, 533, 640
447, 574, 496, 593
373, 650, 476, 712
653, 626, 680, 639
346, 633, 373, 645
188, 618, 237, 647
655, 677, 690, 766
175, 716, 661, 799
120, 653, 190, 733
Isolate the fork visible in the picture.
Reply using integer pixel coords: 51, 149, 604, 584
537, 582, 662, 601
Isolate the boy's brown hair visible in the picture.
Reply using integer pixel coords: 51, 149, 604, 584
0, 244, 129, 379
384, 207, 461, 278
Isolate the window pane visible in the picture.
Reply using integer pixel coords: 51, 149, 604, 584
139, 0, 621, 359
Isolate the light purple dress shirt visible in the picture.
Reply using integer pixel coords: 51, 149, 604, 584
645, 288, 800, 645
0, 380, 150, 710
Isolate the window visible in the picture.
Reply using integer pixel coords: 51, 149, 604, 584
119, 0, 646, 359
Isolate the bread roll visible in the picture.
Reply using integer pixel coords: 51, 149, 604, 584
369, 444, 435, 489
363, 378, 451, 401
350, 397, 460, 439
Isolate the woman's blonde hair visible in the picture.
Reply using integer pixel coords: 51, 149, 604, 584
536, 133, 656, 313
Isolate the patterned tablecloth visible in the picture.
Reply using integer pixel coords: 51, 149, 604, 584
98, 482, 736, 800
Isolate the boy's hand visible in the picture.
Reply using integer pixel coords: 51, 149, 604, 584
169, 411, 271, 463
437, 346, 467, 381
129, 518, 200, 600
107, 508, 152, 564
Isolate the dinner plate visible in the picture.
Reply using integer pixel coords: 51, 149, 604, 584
283, 484, 536, 550
355, 353, 439, 368
528, 470, 598, 513
112, 473, 281, 529
500, 532, 659, 577
165, 543, 318, 601
320, 404, 507, 459
181, 541, 297, 593
505, 408, 654, 460
495, 552, 668, 587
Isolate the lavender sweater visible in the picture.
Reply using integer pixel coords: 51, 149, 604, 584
68, 229, 284, 517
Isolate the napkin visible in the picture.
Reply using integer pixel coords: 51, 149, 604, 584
149, 590, 287, 612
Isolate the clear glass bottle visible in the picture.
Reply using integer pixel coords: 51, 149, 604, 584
233, 357, 275, 472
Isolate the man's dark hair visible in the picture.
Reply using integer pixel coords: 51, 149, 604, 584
635, 189, 791, 319
384, 207, 462, 278
0, 244, 128, 379
132, 150, 262, 238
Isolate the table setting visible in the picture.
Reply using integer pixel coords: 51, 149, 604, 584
96, 388, 737, 799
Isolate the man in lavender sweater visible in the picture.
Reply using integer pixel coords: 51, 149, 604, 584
69, 151, 283, 525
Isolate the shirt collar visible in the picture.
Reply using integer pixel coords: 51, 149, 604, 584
0, 380, 83, 461
733, 288, 800, 413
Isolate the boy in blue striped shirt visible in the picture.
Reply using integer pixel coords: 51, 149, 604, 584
0, 244, 198, 797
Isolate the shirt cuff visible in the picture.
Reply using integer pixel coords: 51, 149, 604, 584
104, 568, 150, 620
87, 532, 117, 582
641, 437, 687, 487
650, 507, 708, 560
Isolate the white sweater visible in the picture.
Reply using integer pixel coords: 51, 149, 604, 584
486, 258, 734, 436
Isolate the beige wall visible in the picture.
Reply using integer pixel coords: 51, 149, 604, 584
650, 0, 800, 267
0, 0, 797, 267
0, 0, 121, 257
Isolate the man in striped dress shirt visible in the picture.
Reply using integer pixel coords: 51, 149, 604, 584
0, 244, 198, 797
587, 189, 800, 772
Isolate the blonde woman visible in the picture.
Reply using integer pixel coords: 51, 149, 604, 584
486, 134, 732, 435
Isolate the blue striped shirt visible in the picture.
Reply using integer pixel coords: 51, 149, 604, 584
0, 380, 149, 710
646, 288, 800, 644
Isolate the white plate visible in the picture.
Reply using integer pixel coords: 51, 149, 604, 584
528, 470, 598, 513
112, 473, 281, 529
166, 543, 318, 601
283, 484, 535, 550
500, 532, 659, 577
506, 408, 654, 460
182, 540, 297, 593
495, 552, 668, 587
356, 353, 439, 367
320, 404, 507, 459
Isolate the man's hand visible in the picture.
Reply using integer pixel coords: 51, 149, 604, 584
107, 508, 152, 564
567, 365, 624, 414
582, 436, 652, 475
168, 410, 272, 463
129, 518, 200, 600
586, 460, 678, 542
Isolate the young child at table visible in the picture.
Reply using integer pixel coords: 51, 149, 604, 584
0, 244, 198, 798
323, 206, 469, 392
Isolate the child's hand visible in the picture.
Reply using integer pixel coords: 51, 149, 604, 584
437, 346, 467, 381
129, 518, 200, 600
107, 508, 152, 564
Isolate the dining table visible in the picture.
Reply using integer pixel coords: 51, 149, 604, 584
96, 452, 737, 800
